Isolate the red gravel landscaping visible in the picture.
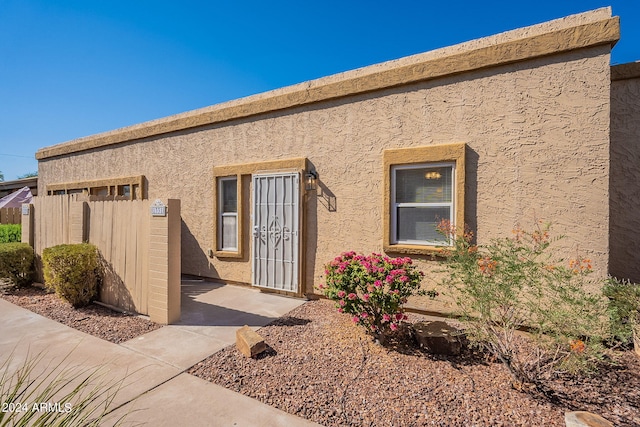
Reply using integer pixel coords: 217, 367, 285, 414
189, 299, 640, 427
0, 285, 161, 344
3, 285, 639, 425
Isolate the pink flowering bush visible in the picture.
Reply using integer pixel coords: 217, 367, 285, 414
318, 251, 435, 339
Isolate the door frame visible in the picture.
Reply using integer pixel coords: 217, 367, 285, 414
212, 158, 309, 297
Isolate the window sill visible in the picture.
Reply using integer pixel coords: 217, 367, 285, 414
383, 243, 450, 257
214, 250, 243, 259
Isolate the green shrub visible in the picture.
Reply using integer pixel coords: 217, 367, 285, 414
604, 277, 640, 346
0, 243, 34, 288
439, 220, 610, 388
43, 243, 99, 308
0, 224, 22, 243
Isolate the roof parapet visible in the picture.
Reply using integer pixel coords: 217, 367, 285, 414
36, 8, 619, 160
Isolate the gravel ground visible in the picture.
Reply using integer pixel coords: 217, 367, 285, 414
189, 299, 640, 427
0, 285, 161, 344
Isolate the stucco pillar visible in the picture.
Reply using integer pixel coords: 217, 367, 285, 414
148, 199, 181, 324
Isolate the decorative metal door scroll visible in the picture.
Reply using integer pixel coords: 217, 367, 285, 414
252, 173, 300, 292
254, 216, 292, 248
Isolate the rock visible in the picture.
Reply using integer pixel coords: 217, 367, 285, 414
413, 321, 464, 356
236, 325, 267, 358
564, 411, 613, 427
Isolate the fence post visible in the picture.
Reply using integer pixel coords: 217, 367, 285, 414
148, 199, 181, 324
21, 204, 34, 247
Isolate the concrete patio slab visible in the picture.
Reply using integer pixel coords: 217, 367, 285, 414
120, 281, 306, 369
179, 280, 305, 327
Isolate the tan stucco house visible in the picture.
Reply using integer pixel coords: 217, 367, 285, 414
34, 8, 640, 309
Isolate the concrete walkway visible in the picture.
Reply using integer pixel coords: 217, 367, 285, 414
0, 282, 320, 426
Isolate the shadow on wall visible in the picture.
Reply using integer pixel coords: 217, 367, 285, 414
465, 146, 479, 242
98, 252, 136, 313
317, 179, 336, 213
181, 219, 221, 279
303, 162, 330, 296
609, 75, 640, 283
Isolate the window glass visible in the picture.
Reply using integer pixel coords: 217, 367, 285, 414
395, 167, 452, 204
221, 216, 237, 249
219, 177, 238, 251
397, 206, 450, 243
392, 163, 454, 246
222, 179, 237, 213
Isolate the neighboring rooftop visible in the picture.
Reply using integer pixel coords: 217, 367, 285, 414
0, 177, 38, 198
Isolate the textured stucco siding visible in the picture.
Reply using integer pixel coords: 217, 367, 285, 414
610, 67, 640, 283
38, 44, 612, 302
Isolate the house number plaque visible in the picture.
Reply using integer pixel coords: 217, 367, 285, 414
150, 199, 167, 217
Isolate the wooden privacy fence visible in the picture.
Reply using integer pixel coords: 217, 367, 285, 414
22, 195, 181, 324
0, 207, 21, 224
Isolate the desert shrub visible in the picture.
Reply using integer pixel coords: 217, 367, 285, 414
0, 224, 21, 243
43, 243, 99, 308
439, 220, 610, 388
0, 243, 34, 288
319, 251, 435, 340
604, 277, 640, 346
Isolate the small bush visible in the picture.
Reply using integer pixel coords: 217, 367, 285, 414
319, 251, 435, 340
439, 220, 610, 388
0, 224, 21, 243
43, 243, 99, 308
604, 277, 640, 346
0, 243, 34, 288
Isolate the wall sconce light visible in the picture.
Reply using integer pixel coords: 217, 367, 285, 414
305, 170, 318, 191
424, 171, 442, 180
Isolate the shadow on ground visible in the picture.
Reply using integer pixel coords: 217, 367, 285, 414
178, 279, 305, 328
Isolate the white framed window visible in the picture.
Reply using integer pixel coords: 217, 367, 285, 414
218, 177, 238, 251
391, 162, 455, 246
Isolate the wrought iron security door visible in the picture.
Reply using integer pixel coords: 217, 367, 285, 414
252, 172, 300, 292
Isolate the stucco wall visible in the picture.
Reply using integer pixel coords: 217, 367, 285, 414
37, 9, 616, 308
610, 63, 640, 283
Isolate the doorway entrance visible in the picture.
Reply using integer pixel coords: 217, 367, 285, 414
251, 172, 300, 293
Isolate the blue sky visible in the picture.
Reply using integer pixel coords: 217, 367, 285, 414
0, 1, 638, 181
